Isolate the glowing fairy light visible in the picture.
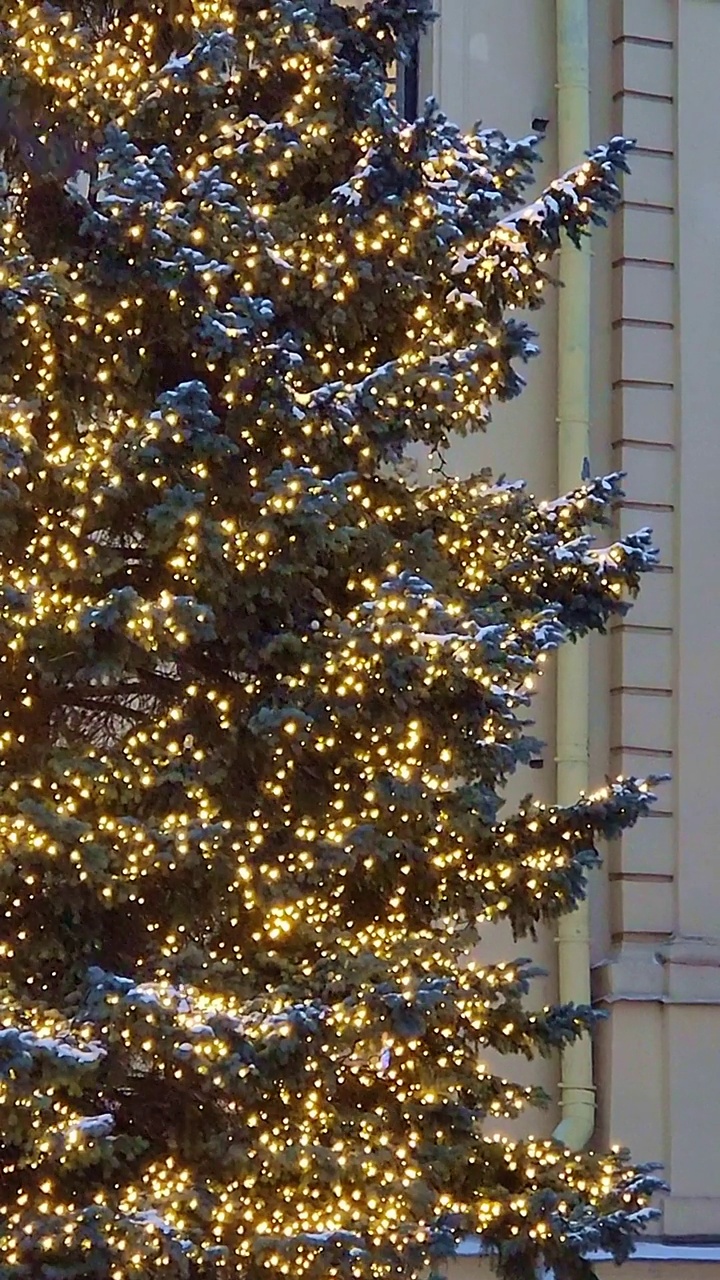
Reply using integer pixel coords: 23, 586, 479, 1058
0, 2, 662, 1277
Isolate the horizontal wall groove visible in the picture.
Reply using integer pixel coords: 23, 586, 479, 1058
612, 378, 674, 390
611, 318, 674, 331
613, 255, 675, 269
612, 36, 674, 50
613, 259, 675, 273
620, 199, 675, 214
613, 89, 674, 105
611, 438, 675, 451
610, 686, 672, 697
613, 499, 674, 512
608, 873, 674, 884
611, 747, 673, 760
612, 624, 673, 636
611, 931, 673, 944
631, 145, 674, 159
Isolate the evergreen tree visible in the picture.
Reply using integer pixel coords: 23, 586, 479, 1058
0, 2, 664, 1279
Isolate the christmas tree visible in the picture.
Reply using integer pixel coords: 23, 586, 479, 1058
0, 2, 664, 1279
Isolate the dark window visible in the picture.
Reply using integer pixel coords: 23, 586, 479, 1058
397, 41, 420, 121
387, 40, 421, 121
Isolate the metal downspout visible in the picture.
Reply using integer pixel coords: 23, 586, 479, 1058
552, 0, 595, 1152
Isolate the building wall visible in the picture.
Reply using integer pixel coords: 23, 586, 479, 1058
343, 0, 720, 1254
423, 0, 720, 1255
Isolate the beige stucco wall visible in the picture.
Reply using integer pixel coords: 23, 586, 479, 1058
423, 0, 566, 1144
419, 0, 616, 1149
342, 0, 720, 1254
425, 0, 720, 1254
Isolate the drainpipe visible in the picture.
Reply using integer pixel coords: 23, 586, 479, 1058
552, 0, 595, 1152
